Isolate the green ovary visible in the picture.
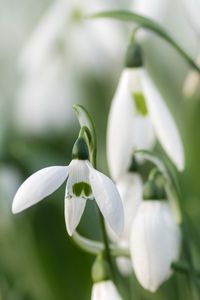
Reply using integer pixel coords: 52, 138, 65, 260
72, 182, 92, 197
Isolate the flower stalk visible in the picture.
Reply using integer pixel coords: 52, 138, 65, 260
88, 10, 200, 73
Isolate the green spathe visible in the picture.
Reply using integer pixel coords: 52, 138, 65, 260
72, 182, 92, 197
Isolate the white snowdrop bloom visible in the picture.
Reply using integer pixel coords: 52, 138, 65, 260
16, 0, 126, 135
107, 55, 185, 180
182, 0, 200, 34
12, 138, 124, 237
19, 0, 125, 75
115, 172, 143, 275
130, 200, 181, 292
107, 68, 155, 181
91, 280, 123, 300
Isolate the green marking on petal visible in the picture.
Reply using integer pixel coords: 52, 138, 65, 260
132, 92, 148, 116
72, 182, 92, 197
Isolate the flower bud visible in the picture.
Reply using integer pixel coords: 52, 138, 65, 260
92, 254, 110, 283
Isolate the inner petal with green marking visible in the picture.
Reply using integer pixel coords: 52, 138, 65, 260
132, 92, 148, 116
72, 182, 92, 197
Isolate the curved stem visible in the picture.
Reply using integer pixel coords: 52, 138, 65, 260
97, 208, 117, 283
88, 10, 200, 73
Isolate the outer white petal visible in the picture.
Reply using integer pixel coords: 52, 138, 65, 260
88, 164, 124, 237
107, 69, 155, 181
91, 280, 123, 300
64, 195, 86, 236
141, 70, 185, 171
130, 201, 181, 292
12, 166, 69, 214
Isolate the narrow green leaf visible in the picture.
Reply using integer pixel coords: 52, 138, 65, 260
88, 10, 200, 73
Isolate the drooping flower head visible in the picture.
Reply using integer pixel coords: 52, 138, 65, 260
107, 42, 185, 181
130, 174, 181, 292
12, 136, 124, 237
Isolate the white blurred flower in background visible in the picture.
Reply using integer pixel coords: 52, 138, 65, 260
114, 172, 143, 276
15, 0, 129, 135
182, 0, 200, 97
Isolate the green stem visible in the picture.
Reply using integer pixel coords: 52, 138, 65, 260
97, 208, 117, 283
88, 10, 200, 73
72, 231, 130, 257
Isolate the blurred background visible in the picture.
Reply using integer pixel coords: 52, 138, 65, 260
0, 0, 200, 299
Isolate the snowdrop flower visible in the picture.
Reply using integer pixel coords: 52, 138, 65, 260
91, 280, 123, 300
19, 0, 125, 75
130, 179, 181, 292
15, 0, 126, 135
108, 170, 143, 275
12, 137, 124, 236
107, 44, 185, 181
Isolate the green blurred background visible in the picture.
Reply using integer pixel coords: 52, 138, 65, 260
0, 0, 200, 299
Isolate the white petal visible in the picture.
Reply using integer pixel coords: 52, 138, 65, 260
89, 165, 124, 236
141, 70, 185, 171
107, 68, 155, 181
107, 69, 136, 181
130, 201, 181, 292
12, 166, 69, 214
91, 280, 123, 300
66, 159, 91, 196
64, 195, 86, 236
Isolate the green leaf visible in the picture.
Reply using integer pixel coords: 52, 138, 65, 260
88, 10, 200, 73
